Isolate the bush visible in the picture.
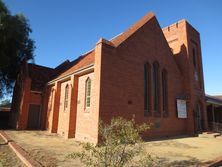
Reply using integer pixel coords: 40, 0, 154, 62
67, 117, 157, 167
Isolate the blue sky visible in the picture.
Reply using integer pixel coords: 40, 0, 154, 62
4, 0, 222, 95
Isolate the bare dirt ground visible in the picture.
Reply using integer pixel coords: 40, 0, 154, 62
4, 131, 82, 167
0, 137, 25, 167
4, 130, 222, 167
144, 136, 222, 166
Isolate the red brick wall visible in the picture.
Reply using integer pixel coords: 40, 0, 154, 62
29, 92, 42, 104
15, 78, 43, 129
17, 78, 31, 129
57, 80, 71, 138
31, 15, 206, 142
97, 17, 194, 139
163, 20, 207, 132
75, 72, 99, 143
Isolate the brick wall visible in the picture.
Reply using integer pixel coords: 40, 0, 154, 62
57, 80, 71, 138
75, 72, 99, 143
45, 86, 55, 131
14, 13, 207, 142
163, 20, 207, 132
97, 16, 192, 139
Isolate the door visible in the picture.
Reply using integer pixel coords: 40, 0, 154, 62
27, 104, 41, 129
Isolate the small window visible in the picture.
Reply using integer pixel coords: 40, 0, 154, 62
85, 77, 91, 108
64, 84, 69, 110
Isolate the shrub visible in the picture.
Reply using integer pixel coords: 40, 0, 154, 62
68, 117, 157, 167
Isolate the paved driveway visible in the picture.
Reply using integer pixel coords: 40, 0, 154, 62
4, 130, 222, 167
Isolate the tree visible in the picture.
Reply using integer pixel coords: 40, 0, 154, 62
68, 117, 157, 167
0, 0, 35, 98
0, 99, 10, 106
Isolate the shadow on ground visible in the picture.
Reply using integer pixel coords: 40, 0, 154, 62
0, 112, 10, 129
156, 157, 201, 167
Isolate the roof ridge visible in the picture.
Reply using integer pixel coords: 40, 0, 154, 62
110, 12, 155, 47
28, 63, 53, 70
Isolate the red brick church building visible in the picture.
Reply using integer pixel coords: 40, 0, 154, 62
10, 12, 207, 143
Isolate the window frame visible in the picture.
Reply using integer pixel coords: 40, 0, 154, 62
64, 84, 69, 111
85, 77, 92, 109
144, 63, 152, 117
162, 69, 168, 117
153, 61, 160, 117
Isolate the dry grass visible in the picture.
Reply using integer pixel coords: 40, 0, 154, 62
4, 130, 222, 167
5, 130, 82, 167
0, 137, 25, 167
143, 136, 222, 166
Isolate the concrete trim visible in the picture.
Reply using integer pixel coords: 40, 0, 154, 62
30, 91, 42, 94
0, 131, 42, 167
0, 131, 12, 143
48, 63, 94, 85
201, 156, 222, 167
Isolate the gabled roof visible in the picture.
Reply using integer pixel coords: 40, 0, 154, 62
51, 49, 95, 81
111, 12, 155, 47
48, 12, 164, 82
46, 12, 171, 84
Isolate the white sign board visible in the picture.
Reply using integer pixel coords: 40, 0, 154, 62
177, 99, 187, 118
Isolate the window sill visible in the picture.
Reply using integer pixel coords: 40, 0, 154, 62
144, 112, 152, 117
163, 112, 169, 117
153, 112, 161, 117
84, 108, 90, 113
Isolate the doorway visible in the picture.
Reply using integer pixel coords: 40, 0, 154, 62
194, 103, 202, 132
27, 104, 41, 129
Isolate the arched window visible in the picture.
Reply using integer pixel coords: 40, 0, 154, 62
144, 63, 151, 116
193, 48, 199, 81
192, 48, 196, 68
162, 69, 168, 116
64, 84, 69, 110
85, 77, 91, 108
153, 62, 160, 115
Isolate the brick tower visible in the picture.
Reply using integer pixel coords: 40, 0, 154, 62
163, 20, 208, 134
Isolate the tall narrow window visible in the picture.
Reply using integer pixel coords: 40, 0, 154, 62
144, 63, 151, 116
64, 84, 69, 110
153, 62, 160, 115
192, 48, 196, 68
85, 77, 91, 108
193, 48, 198, 81
162, 69, 168, 116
